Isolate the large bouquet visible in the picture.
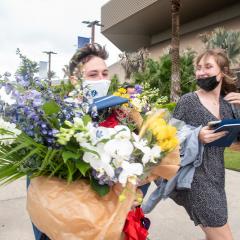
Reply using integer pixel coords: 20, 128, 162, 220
0, 71, 179, 239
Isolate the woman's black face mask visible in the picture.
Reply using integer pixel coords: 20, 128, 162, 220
196, 75, 220, 92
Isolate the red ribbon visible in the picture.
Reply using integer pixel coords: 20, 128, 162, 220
123, 207, 149, 240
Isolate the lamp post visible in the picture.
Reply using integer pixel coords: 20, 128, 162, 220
43, 51, 57, 84
82, 20, 104, 43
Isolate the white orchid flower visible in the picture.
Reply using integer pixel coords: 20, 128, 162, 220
118, 161, 143, 186
141, 145, 161, 165
82, 143, 114, 178
104, 139, 134, 165
88, 126, 116, 145
132, 133, 148, 152
114, 125, 131, 140
131, 133, 161, 165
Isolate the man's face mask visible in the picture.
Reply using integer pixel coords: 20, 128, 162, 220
196, 75, 220, 92
83, 79, 111, 98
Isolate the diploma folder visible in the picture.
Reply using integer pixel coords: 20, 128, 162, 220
207, 119, 240, 147
93, 95, 129, 111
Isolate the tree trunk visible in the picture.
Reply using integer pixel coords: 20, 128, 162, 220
170, 0, 181, 102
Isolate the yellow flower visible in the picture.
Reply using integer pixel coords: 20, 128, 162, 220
139, 110, 166, 137
158, 137, 179, 151
118, 88, 127, 94
119, 193, 127, 202
139, 109, 179, 152
113, 92, 121, 97
152, 125, 177, 141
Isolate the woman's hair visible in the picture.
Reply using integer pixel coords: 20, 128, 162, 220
196, 49, 238, 94
69, 43, 108, 75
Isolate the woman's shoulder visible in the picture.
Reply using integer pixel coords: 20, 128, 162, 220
178, 92, 196, 104
173, 92, 197, 119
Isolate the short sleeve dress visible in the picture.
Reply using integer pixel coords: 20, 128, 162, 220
171, 92, 234, 227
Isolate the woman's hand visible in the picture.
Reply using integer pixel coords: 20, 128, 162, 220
224, 92, 240, 105
198, 126, 228, 144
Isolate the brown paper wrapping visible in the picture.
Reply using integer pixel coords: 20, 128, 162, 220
128, 109, 143, 130
139, 146, 180, 186
27, 177, 137, 240
148, 146, 180, 180
27, 109, 180, 239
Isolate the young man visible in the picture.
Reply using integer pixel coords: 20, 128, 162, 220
31, 43, 110, 240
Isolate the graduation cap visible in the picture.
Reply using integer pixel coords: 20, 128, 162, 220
92, 95, 129, 111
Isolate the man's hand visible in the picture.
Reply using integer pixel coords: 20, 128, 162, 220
131, 189, 143, 209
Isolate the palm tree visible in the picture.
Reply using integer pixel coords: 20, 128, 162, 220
199, 27, 240, 64
170, 0, 181, 102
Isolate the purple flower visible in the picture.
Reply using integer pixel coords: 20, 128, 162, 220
41, 123, 47, 128
42, 129, 48, 135
33, 98, 42, 107
134, 84, 143, 94
52, 129, 59, 136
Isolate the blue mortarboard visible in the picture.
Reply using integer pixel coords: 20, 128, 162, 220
93, 95, 128, 111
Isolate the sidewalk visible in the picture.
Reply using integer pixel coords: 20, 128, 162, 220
0, 170, 239, 240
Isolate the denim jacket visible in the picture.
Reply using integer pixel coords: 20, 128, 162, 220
142, 126, 204, 213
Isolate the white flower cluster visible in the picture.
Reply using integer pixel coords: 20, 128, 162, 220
130, 94, 148, 112
71, 118, 162, 186
0, 117, 21, 145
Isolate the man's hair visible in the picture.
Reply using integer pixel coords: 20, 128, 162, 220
122, 82, 134, 89
69, 43, 108, 75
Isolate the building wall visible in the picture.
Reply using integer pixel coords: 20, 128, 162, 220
149, 16, 240, 60
108, 61, 126, 83
109, 16, 240, 82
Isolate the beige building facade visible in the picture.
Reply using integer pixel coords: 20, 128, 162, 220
101, 0, 240, 82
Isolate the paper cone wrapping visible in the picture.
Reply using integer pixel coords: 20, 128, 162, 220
139, 146, 180, 185
128, 109, 143, 130
27, 177, 136, 240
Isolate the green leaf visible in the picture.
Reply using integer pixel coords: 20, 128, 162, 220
90, 178, 110, 196
80, 147, 100, 159
48, 117, 60, 129
66, 161, 76, 182
62, 151, 80, 163
39, 149, 58, 171
42, 100, 60, 115
82, 115, 92, 126
0, 129, 15, 135
76, 160, 90, 176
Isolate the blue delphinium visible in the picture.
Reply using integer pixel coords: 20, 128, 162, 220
0, 71, 95, 148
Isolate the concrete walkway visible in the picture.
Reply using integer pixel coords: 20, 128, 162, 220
0, 170, 239, 240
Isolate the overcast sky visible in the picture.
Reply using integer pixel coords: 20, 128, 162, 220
0, 0, 121, 79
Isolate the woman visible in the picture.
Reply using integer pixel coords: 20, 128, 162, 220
172, 49, 240, 240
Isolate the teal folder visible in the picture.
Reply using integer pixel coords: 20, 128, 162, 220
207, 119, 240, 147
